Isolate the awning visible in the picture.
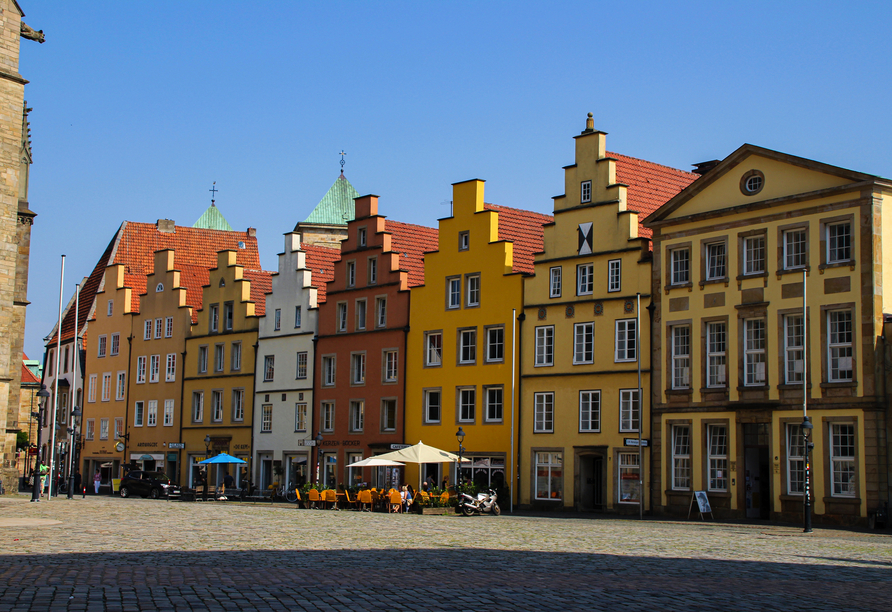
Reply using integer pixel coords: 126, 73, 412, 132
130, 453, 164, 461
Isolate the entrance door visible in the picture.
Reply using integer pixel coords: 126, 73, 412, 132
577, 455, 604, 511
743, 424, 771, 519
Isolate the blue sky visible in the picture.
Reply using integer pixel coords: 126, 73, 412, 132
19, 1, 892, 360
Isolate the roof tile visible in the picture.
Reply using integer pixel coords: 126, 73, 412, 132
483, 204, 553, 275
301, 243, 341, 304
383, 220, 439, 287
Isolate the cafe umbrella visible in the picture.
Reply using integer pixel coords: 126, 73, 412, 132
373, 441, 461, 490
198, 453, 246, 496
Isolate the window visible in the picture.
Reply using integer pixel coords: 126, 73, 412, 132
744, 319, 766, 386
88, 374, 97, 402
549, 267, 561, 298
197, 346, 208, 374
110, 333, 119, 356
274, 308, 281, 331
322, 356, 336, 386
296, 352, 308, 379
358, 227, 367, 246
705, 242, 726, 280
447, 277, 461, 309
63, 347, 69, 373
166, 354, 176, 382
101, 373, 112, 402
784, 314, 804, 384
107, 300, 113, 316
458, 387, 476, 422
671, 425, 692, 490
98, 335, 107, 358
425, 332, 442, 367
534, 392, 554, 433
619, 389, 639, 432
608, 259, 621, 292
827, 222, 852, 264
211, 390, 223, 422
368, 257, 377, 285
376, 297, 387, 328
670, 248, 690, 285
581, 180, 591, 203
164, 400, 174, 426
466, 274, 480, 307
707, 424, 728, 492
210, 304, 219, 333
86, 419, 95, 440
144, 320, 152, 340
486, 326, 504, 363
744, 235, 765, 275
346, 261, 356, 287
459, 231, 469, 251
149, 355, 160, 383
707, 322, 727, 387
232, 389, 244, 421
671, 326, 691, 389
294, 403, 307, 432
783, 229, 807, 269
828, 310, 853, 382
382, 399, 397, 431
337, 303, 347, 332
424, 389, 441, 423
577, 263, 593, 295
136, 356, 146, 384
100, 418, 109, 440
351, 352, 366, 385
155, 318, 163, 339
261, 405, 272, 432
115, 418, 123, 440
116, 372, 126, 400
618, 452, 641, 504
263, 355, 275, 382
384, 350, 398, 383
156, 283, 164, 292
579, 390, 600, 432
615, 319, 636, 362
459, 328, 477, 364
787, 423, 805, 494
294, 306, 302, 328
830, 423, 856, 497
355, 299, 366, 330
321, 402, 335, 432
165, 317, 173, 338
214, 344, 224, 372
192, 392, 203, 422
573, 322, 594, 364
231, 342, 241, 371
349, 401, 364, 432
485, 386, 503, 422
134, 401, 144, 427
147, 400, 158, 427
535, 326, 554, 367
535, 452, 562, 500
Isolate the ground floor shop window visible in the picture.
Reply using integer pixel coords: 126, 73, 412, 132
287, 454, 307, 489
535, 451, 562, 500
830, 423, 856, 497
707, 424, 728, 492
459, 456, 505, 489
786, 423, 804, 494
346, 452, 363, 487
672, 425, 691, 490
321, 453, 337, 488
617, 452, 640, 504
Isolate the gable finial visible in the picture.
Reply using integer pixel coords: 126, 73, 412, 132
582, 112, 595, 134
339, 150, 346, 175
209, 181, 218, 207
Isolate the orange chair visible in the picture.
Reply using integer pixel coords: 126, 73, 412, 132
308, 488, 320, 509
342, 489, 357, 510
389, 490, 403, 513
417, 491, 430, 507
323, 489, 338, 510
358, 490, 373, 511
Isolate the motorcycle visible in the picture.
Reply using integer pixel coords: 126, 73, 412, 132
459, 488, 500, 516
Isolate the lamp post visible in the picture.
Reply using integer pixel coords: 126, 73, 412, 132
66, 406, 82, 499
31, 385, 50, 502
456, 427, 466, 489
802, 416, 814, 533
313, 432, 323, 484
203, 434, 211, 501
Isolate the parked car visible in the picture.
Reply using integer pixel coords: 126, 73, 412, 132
119, 471, 180, 499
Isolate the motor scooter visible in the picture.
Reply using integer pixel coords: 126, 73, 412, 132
459, 488, 500, 516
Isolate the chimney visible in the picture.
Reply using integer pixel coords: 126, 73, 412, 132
692, 160, 720, 176
156, 219, 175, 233
247, 227, 256, 238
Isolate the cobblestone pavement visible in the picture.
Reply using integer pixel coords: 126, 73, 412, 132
0, 496, 889, 611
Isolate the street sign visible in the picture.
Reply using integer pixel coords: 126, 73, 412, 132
390, 444, 410, 450
297, 439, 316, 446
624, 438, 649, 447
168, 442, 185, 449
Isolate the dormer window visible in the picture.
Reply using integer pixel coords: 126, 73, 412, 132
358, 227, 367, 247
581, 181, 592, 203
155, 283, 164, 292
459, 231, 469, 251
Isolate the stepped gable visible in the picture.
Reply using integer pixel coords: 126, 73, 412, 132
483, 203, 553, 275
301, 243, 341, 304
243, 269, 273, 316
383, 220, 439, 288
609, 151, 698, 241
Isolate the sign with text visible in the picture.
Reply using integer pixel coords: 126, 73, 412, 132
297, 439, 316, 446
623, 438, 649, 447
390, 444, 410, 450
168, 443, 185, 449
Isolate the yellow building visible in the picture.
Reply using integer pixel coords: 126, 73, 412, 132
404, 179, 550, 502
181, 250, 270, 489
644, 144, 892, 525
520, 115, 697, 511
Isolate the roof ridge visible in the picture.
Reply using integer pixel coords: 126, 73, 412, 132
606, 150, 699, 179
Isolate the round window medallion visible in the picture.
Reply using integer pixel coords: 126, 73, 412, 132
624, 300, 634, 313
565, 305, 575, 318
537, 307, 547, 320
594, 302, 604, 316
740, 170, 765, 196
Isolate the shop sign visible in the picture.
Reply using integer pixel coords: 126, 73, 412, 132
624, 438, 649, 447
297, 439, 315, 446
390, 444, 409, 450
168, 442, 185, 449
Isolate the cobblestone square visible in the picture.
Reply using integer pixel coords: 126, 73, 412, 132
0, 496, 889, 611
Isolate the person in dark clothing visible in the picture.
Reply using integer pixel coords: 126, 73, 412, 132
223, 472, 235, 494
73, 470, 82, 493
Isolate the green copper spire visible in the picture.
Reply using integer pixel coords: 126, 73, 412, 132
193, 203, 234, 231
301, 171, 359, 226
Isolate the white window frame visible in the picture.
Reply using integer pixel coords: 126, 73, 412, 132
827, 221, 852, 264
214, 343, 224, 373
743, 235, 765, 275
144, 319, 152, 340
484, 386, 503, 423
707, 424, 728, 492
355, 299, 367, 330
368, 257, 377, 285
110, 333, 119, 356
670, 247, 690, 285
381, 398, 397, 432
534, 451, 562, 501
166, 353, 177, 382
197, 346, 208, 374
296, 351, 308, 380
617, 452, 641, 504
163, 399, 174, 427
485, 326, 504, 363
783, 228, 807, 270
107, 300, 113, 317
549, 266, 561, 298
274, 308, 281, 331
165, 316, 174, 338
533, 392, 554, 433
294, 403, 307, 432
466, 274, 480, 307
231, 342, 241, 371
459, 231, 469, 251
294, 306, 302, 328
88, 374, 97, 403
784, 314, 804, 384
787, 423, 805, 495
136, 356, 146, 384
263, 355, 275, 382
147, 400, 158, 427
192, 391, 204, 422
209, 304, 219, 333
705, 242, 727, 280
155, 318, 163, 339
459, 328, 477, 364
116, 372, 126, 401
261, 404, 272, 432
337, 302, 347, 332
425, 332, 442, 367
149, 355, 160, 383
349, 400, 364, 433
447, 277, 461, 309
608, 259, 621, 292
321, 402, 335, 432
232, 389, 244, 422
384, 350, 398, 383
828, 310, 853, 383
458, 387, 476, 423
581, 180, 592, 203
376, 297, 387, 328
97, 335, 107, 358
86, 418, 95, 440
579, 390, 600, 433
671, 325, 691, 389
211, 390, 223, 422
619, 389, 639, 433
133, 402, 144, 427
101, 373, 112, 402
744, 318, 766, 386
322, 356, 336, 386
424, 389, 441, 424
351, 352, 366, 385
573, 322, 594, 365
100, 418, 109, 440
615, 319, 636, 362
830, 423, 856, 497
346, 261, 356, 287
671, 424, 692, 490
576, 263, 593, 296
706, 322, 727, 388
535, 326, 554, 367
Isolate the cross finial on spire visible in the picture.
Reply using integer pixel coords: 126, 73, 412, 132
339, 150, 346, 174
209, 181, 218, 206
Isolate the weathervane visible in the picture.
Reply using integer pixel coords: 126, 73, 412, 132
209, 181, 218, 207
339, 150, 346, 173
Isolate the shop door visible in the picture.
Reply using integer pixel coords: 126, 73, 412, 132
577, 455, 604, 511
743, 424, 771, 519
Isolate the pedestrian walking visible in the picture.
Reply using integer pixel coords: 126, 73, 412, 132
38, 461, 49, 498
74, 470, 81, 494
93, 469, 101, 494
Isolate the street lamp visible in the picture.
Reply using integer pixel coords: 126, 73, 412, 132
203, 435, 211, 501
30, 385, 50, 502
456, 427, 466, 489
802, 416, 814, 533
313, 432, 324, 484
66, 406, 82, 499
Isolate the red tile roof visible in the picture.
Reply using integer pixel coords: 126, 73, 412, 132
243, 269, 273, 317
609, 151, 699, 241
384, 220, 439, 288
483, 204, 553, 275
302, 243, 341, 304
21, 356, 40, 385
